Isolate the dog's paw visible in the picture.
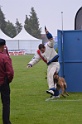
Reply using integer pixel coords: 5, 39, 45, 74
66, 92, 69, 96
61, 94, 66, 98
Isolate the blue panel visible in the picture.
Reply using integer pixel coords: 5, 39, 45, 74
58, 30, 82, 92
59, 63, 63, 77
64, 63, 82, 92
57, 30, 63, 62
63, 31, 82, 61
57, 30, 64, 77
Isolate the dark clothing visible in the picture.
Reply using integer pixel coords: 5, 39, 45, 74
0, 51, 14, 124
0, 78, 11, 124
0, 52, 14, 85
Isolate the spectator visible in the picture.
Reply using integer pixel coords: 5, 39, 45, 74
0, 38, 14, 124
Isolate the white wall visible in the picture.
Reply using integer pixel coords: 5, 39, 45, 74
6, 40, 42, 54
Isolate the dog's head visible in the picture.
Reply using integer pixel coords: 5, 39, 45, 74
53, 72, 61, 89
53, 72, 59, 80
53, 72, 59, 83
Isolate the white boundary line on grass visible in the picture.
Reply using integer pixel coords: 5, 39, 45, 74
45, 98, 82, 102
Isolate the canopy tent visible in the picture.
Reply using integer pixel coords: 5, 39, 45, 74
0, 29, 12, 40
13, 27, 39, 40
6, 27, 42, 54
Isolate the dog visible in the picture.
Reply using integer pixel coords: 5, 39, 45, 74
53, 72, 69, 97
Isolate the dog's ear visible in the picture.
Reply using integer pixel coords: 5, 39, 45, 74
54, 72, 58, 75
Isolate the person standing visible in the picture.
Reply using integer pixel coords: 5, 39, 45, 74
27, 27, 60, 98
0, 38, 14, 124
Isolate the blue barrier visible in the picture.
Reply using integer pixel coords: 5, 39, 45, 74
58, 30, 82, 92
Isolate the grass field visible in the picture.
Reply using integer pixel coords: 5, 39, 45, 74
0, 55, 82, 124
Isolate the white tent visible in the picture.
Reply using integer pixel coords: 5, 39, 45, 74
0, 29, 12, 40
0, 29, 16, 51
13, 27, 39, 40
6, 27, 42, 54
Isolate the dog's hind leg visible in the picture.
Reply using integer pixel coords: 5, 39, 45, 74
64, 84, 69, 96
65, 91, 69, 96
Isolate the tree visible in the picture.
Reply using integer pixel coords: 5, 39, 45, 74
0, 7, 6, 32
5, 20, 16, 38
0, 7, 17, 38
15, 18, 22, 34
24, 15, 31, 33
24, 7, 41, 39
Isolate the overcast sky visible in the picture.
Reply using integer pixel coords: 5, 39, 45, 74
0, 0, 82, 36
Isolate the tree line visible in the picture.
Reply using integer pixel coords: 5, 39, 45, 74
0, 7, 41, 39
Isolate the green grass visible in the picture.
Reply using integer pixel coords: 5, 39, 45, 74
0, 55, 82, 124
